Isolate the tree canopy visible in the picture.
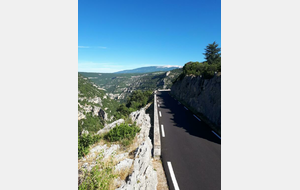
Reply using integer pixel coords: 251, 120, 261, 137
203, 42, 221, 65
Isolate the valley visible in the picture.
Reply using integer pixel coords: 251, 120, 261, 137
79, 68, 182, 102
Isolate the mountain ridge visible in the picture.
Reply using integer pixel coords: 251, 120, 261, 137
114, 66, 182, 74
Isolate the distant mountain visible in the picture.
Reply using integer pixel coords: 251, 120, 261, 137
114, 66, 182, 74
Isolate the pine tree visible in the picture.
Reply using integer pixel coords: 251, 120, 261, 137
203, 42, 221, 65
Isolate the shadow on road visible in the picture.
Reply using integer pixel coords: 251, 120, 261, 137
157, 91, 221, 145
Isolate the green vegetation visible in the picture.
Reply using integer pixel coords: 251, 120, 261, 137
183, 61, 219, 79
78, 133, 102, 159
203, 41, 221, 65
78, 73, 121, 123
78, 73, 105, 98
78, 77, 149, 159
78, 113, 105, 135
105, 123, 140, 146
79, 153, 116, 190
126, 90, 152, 110
174, 42, 221, 81
79, 69, 182, 101
115, 90, 153, 119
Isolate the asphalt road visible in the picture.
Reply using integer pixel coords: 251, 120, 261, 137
157, 91, 221, 190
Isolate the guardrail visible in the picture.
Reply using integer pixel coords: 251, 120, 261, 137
153, 90, 161, 157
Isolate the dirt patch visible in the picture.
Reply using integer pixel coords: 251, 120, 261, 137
152, 159, 169, 190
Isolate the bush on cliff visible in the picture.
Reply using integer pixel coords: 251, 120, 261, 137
173, 42, 221, 82
105, 123, 140, 146
78, 133, 101, 159
183, 61, 218, 79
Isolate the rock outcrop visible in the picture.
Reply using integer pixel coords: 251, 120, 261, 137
129, 107, 152, 145
171, 74, 221, 130
115, 158, 134, 172
116, 105, 157, 190
79, 105, 157, 190
78, 111, 86, 120
92, 106, 100, 117
81, 144, 120, 171
88, 97, 102, 106
116, 138, 157, 190
97, 119, 125, 135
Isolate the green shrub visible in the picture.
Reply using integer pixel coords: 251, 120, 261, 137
181, 61, 220, 79
79, 153, 116, 190
105, 123, 140, 145
78, 134, 101, 159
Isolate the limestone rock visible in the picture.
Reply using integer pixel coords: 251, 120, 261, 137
83, 105, 93, 113
97, 119, 125, 135
81, 144, 120, 171
171, 74, 221, 130
78, 111, 86, 120
114, 153, 129, 162
81, 129, 89, 135
115, 158, 133, 172
116, 138, 157, 190
88, 97, 102, 106
129, 108, 151, 144
92, 106, 101, 117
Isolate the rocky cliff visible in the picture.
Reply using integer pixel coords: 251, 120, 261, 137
78, 105, 158, 189
116, 106, 157, 190
171, 73, 221, 132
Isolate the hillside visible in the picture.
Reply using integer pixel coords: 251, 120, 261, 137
79, 68, 182, 102
78, 73, 120, 134
78, 73, 161, 189
114, 66, 181, 73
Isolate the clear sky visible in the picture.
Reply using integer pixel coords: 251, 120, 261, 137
78, 0, 221, 73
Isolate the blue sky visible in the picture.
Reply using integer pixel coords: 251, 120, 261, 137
78, 0, 221, 73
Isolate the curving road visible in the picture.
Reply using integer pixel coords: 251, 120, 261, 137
157, 91, 221, 190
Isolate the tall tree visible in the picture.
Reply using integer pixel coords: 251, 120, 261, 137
203, 42, 221, 65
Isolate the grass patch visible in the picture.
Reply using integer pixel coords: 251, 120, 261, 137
78, 134, 102, 159
78, 153, 117, 190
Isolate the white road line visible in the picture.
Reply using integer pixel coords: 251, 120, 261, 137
184, 106, 188, 110
158, 104, 160, 107
167, 162, 180, 190
161, 125, 165, 137
212, 130, 221, 139
193, 115, 201, 121
159, 111, 162, 117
